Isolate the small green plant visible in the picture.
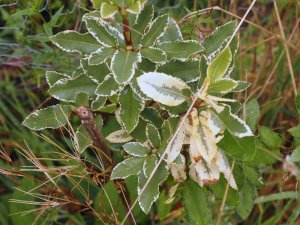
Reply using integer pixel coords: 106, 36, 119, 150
21, 1, 281, 224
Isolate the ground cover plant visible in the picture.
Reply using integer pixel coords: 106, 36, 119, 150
0, 0, 299, 225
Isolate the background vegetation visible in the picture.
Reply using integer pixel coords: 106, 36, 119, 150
0, 0, 299, 224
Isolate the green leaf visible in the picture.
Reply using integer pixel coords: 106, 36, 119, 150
157, 60, 200, 83
146, 123, 161, 148
157, 40, 203, 61
91, 96, 107, 110
141, 14, 169, 47
94, 181, 126, 221
218, 130, 256, 161
130, 119, 148, 143
76, 125, 92, 153
75, 92, 89, 106
211, 105, 252, 138
245, 99, 260, 132
111, 157, 145, 179
207, 47, 232, 82
106, 130, 133, 143
208, 78, 237, 94
88, 47, 116, 65
91, 0, 101, 9
123, 142, 150, 157
232, 81, 251, 92
119, 86, 144, 132
237, 182, 256, 219
288, 124, 300, 138
22, 104, 71, 130
259, 126, 282, 149
202, 21, 237, 58
111, 51, 141, 84
140, 47, 167, 63
100, 2, 119, 19
289, 146, 300, 162
246, 140, 279, 167
159, 17, 183, 43
132, 4, 154, 47
10, 178, 36, 225
127, 1, 142, 14
138, 162, 168, 214
80, 59, 110, 83
48, 75, 97, 102
95, 74, 122, 97
183, 180, 212, 225
143, 155, 158, 178
84, 16, 118, 47
140, 107, 164, 128
296, 94, 300, 114
50, 31, 101, 54
45, 71, 69, 87
137, 72, 190, 106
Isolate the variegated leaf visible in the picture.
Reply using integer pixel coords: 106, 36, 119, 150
146, 123, 161, 149
111, 51, 141, 84
202, 21, 237, 59
140, 47, 167, 63
207, 47, 232, 82
22, 105, 71, 131
76, 125, 92, 153
216, 151, 238, 190
137, 72, 190, 106
126, 1, 142, 14
159, 17, 183, 43
100, 2, 119, 19
110, 157, 145, 179
170, 154, 187, 182
167, 119, 186, 164
210, 104, 252, 138
143, 155, 158, 178
48, 75, 97, 102
95, 74, 122, 97
157, 40, 203, 61
194, 160, 220, 186
84, 16, 118, 47
208, 78, 238, 94
157, 60, 200, 83
132, 5, 154, 47
91, 96, 107, 111
138, 162, 168, 214
80, 59, 110, 83
50, 31, 101, 54
123, 142, 150, 157
88, 47, 116, 65
119, 86, 144, 133
106, 130, 133, 143
45, 71, 69, 87
141, 14, 169, 47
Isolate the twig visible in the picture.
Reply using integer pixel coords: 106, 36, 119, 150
75, 106, 136, 225
273, 0, 297, 96
75, 106, 113, 170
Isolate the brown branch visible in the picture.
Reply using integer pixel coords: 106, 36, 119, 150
75, 106, 135, 225
75, 106, 113, 170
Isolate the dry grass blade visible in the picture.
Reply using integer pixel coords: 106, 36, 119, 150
273, 0, 297, 96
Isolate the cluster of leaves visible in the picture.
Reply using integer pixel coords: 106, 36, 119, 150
21, 1, 283, 224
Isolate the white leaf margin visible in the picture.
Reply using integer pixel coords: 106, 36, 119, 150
137, 72, 190, 106
106, 129, 133, 143
137, 164, 168, 214
110, 50, 142, 85
22, 104, 71, 131
141, 14, 169, 47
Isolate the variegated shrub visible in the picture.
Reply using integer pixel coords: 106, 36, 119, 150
22, 1, 280, 224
